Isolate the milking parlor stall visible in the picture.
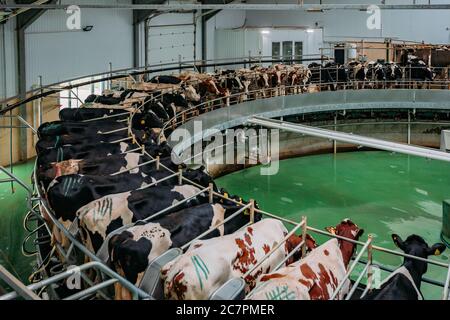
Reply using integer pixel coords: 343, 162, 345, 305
0, 0, 450, 308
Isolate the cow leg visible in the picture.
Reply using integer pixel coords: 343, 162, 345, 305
114, 282, 123, 300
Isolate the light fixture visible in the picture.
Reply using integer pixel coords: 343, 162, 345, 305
306, 28, 314, 33
261, 29, 270, 34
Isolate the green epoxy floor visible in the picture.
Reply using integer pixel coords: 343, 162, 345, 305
216, 151, 450, 299
0, 159, 35, 285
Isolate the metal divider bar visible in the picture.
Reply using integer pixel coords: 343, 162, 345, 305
143, 186, 209, 223
137, 171, 180, 190
243, 218, 306, 280
100, 127, 129, 135
345, 262, 370, 300
329, 235, 373, 300
180, 202, 253, 251
110, 136, 133, 144
273, 239, 306, 272
0, 265, 41, 300
110, 158, 157, 176
443, 264, 450, 300
63, 278, 118, 300
82, 111, 132, 123
124, 146, 144, 153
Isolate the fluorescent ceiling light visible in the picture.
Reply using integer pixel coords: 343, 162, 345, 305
306, 28, 314, 33
261, 30, 270, 34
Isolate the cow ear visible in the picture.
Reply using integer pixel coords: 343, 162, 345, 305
392, 234, 406, 251
356, 228, 365, 239
428, 243, 446, 256
325, 226, 336, 235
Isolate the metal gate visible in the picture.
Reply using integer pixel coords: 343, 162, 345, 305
147, 13, 196, 66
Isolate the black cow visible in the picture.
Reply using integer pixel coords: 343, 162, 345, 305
85, 94, 122, 105
35, 130, 146, 154
37, 120, 127, 138
36, 141, 139, 167
85, 90, 148, 105
107, 199, 263, 291
38, 112, 162, 139
323, 61, 348, 89
307, 62, 341, 90
59, 108, 130, 122
362, 234, 445, 300
149, 75, 182, 84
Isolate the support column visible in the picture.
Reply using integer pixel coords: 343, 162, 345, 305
17, 27, 27, 161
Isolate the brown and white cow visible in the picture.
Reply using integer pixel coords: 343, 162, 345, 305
161, 218, 317, 300
248, 219, 364, 300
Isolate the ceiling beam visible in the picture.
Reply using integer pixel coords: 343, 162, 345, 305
2, 3, 450, 11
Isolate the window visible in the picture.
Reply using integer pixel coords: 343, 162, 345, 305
282, 41, 293, 64
294, 42, 303, 62
272, 42, 280, 60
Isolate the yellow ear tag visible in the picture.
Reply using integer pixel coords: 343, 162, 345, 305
141, 120, 145, 125
224, 192, 229, 199
244, 209, 250, 216
435, 249, 441, 255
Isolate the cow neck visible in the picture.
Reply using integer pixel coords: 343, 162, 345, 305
402, 256, 426, 290
336, 232, 357, 268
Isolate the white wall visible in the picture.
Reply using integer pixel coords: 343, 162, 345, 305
207, 10, 246, 61
0, 17, 18, 100
25, 0, 134, 89
209, 2, 450, 62
244, 0, 450, 44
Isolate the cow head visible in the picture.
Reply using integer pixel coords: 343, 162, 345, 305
325, 218, 364, 267
182, 84, 201, 102
108, 230, 152, 288
183, 166, 215, 189
392, 234, 445, 281
132, 111, 163, 131
218, 192, 262, 223
285, 233, 318, 264
260, 73, 269, 88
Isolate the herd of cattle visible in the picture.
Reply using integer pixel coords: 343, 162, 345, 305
67, 55, 443, 132
34, 62, 447, 300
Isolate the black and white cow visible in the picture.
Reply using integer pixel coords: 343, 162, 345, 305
107, 200, 262, 299
348, 61, 367, 89
366, 61, 386, 88
37, 145, 174, 189
362, 234, 445, 300
384, 62, 403, 87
